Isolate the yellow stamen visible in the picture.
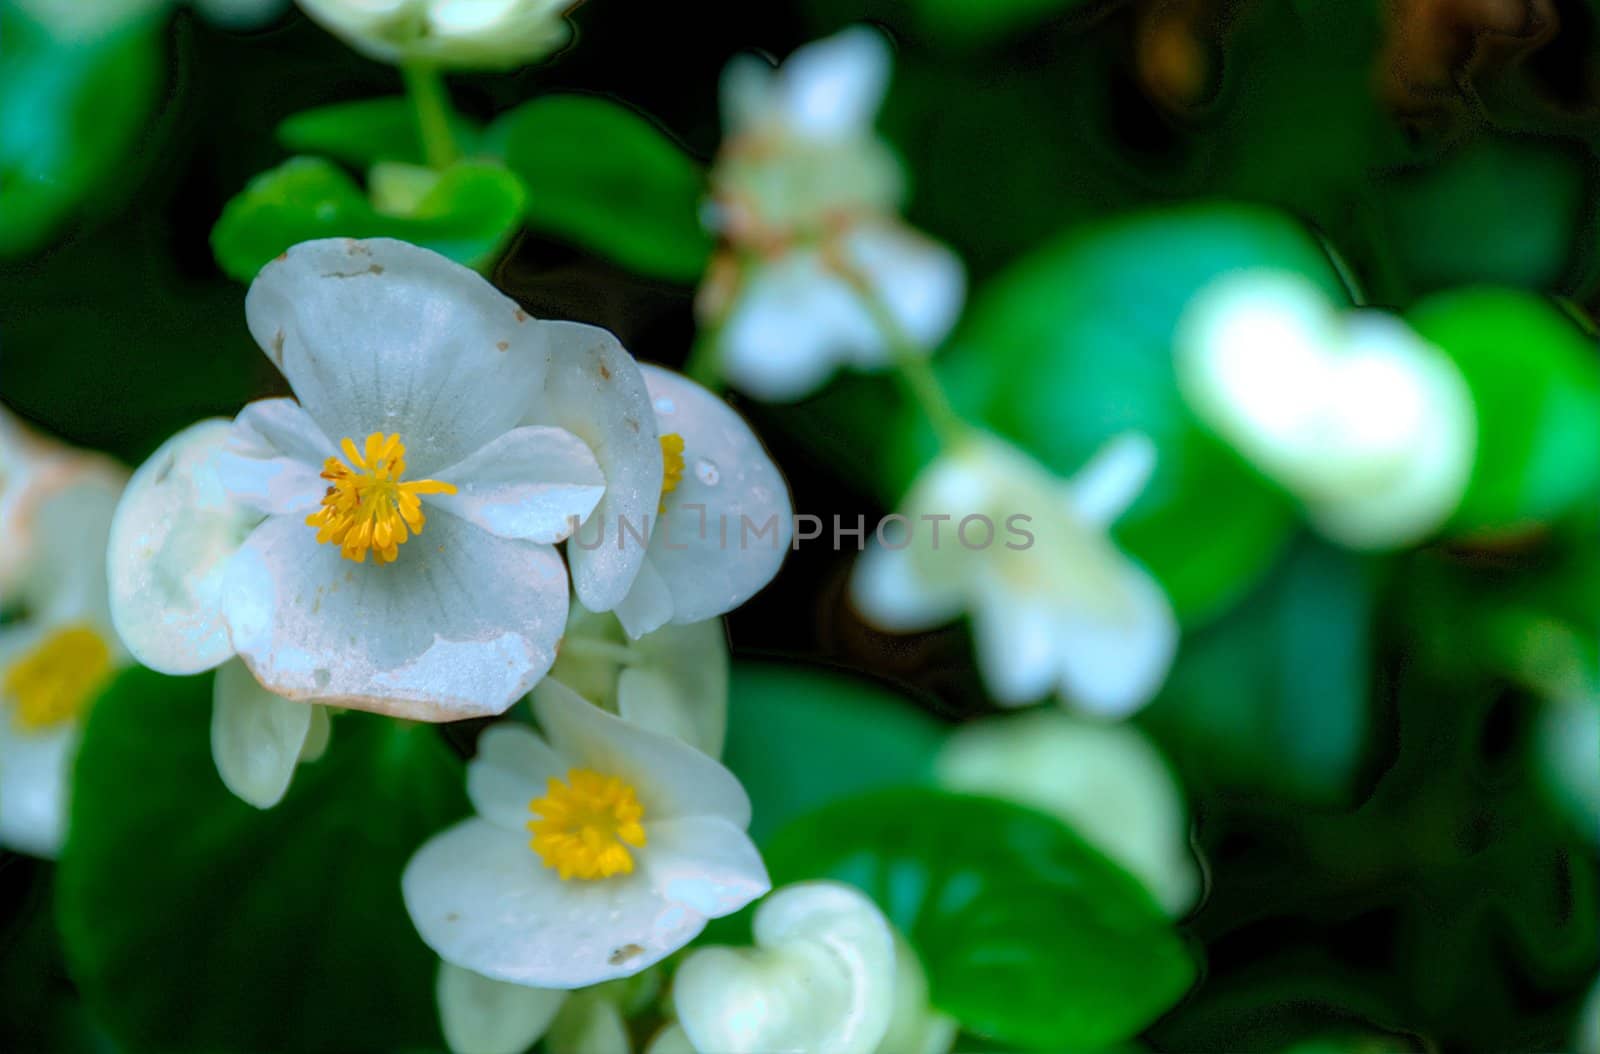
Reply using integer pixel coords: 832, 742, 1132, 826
304, 432, 456, 564
4, 623, 112, 732
659, 433, 686, 513
527, 767, 647, 881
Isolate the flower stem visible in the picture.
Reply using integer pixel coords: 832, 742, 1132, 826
685, 327, 726, 393
402, 61, 459, 170
842, 268, 968, 449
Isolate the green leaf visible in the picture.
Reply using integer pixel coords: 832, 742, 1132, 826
486, 94, 712, 281
57, 667, 468, 1053
893, 203, 1349, 624
211, 155, 526, 282
909, 0, 1091, 40
763, 789, 1196, 1049
277, 97, 480, 169
1142, 536, 1379, 805
1406, 288, 1600, 536
722, 662, 944, 842
0, 10, 163, 256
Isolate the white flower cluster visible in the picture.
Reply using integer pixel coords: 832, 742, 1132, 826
295, 0, 578, 70
699, 27, 967, 402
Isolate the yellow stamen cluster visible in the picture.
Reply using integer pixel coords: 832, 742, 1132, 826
4, 623, 112, 732
306, 433, 456, 564
659, 433, 686, 513
528, 767, 647, 881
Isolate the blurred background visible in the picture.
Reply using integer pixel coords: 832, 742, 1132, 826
3, 0, 1600, 1051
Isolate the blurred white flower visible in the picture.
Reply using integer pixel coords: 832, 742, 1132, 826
547, 605, 729, 758
109, 238, 662, 722
701, 28, 965, 402
852, 433, 1177, 718
436, 961, 566, 1054
1176, 270, 1475, 549
937, 709, 1200, 915
671, 881, 898, 1054
1534, 696, 1600, 845
611, 365, 791, 638
402, 682, 767, 988
0, 409, 127, 857
296, 0, 576, 70
1579, 973, 1600, 1054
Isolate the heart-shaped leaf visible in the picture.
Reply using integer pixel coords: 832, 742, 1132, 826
277, 97, 481, 169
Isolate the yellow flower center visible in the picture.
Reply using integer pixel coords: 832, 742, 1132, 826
527, 767, 648, 881
4, 623, 112, 732
659, 433, 686, 513
305, 432, 456, 564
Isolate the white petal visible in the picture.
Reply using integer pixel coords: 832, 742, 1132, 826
617, 668, 703, 753
467, 723, 568, 832
244, 238, 552, 476
300, 703, 332, 762
522, 322, 661, 614
403, 818, 709, 989
546, 992, 631, 1054
641, 815, 769, 918
718, 252, 879, 402
210, 657, 314, 809
777, 27, 891, 140
674, 881, 896, 1054
436, 961, 566, 1054
839, 222, 965, 356
937, 710, 1199, 916
430, 426, 606, 544
720, 52, 777, 135
216, 399, 334, 517
627, 618, 729, 758
850, 541, 964, 633
880, 934, 958, 1054
614, 557, 674, 640
1065, 433, 1157, 528
223, 510, 567, 721
108, 420, 259, 675
970, 585, 1062, 707
532, 679, 751, 827
1053, 561, 1178, 719
0, 714, 75, 859
24, 467, 125, 633
639, 366, 792, 625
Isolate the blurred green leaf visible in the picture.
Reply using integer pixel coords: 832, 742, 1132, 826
486, 94, 712, 281
893, 203, 1350, 625
0, 10, 163, 256
908, 0, 1089, 40
764, 788, 1196, 1049
276, 97, 481, 170
1406, 288, 1600, 536
0, 871, 115, 1054
57, 667, 467, 1053
723, 662, 944, 841
1143, 537, 1379, 805
210, 155, 526, 282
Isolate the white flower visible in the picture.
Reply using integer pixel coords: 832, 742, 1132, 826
1534, 696, 1600, 845
671, 881, 897, 1054
109, 237, 661, 722
937, 710, 1200, 915
701, 28, 966, 402
852, 433, 1177, 717
402, 681, 768, 988
609, 365, 792, 638
547, 605, 729, 758
436, 962, 566, 1054
210, 659, 332, 808
1176, 269, 1475, 549
0, 411, 128, 857
295, 0, 575, 70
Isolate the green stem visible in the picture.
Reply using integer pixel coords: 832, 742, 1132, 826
841, 266, 968, 449
685, 326, 726, 393
402, 61, 459, 170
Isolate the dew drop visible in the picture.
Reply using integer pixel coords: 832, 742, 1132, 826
653, 396, 676, 415
694, 458, 720, 485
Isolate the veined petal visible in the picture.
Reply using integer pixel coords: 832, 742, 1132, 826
467, 723, 567, 833
244, 238, 553, 476
1053, 558, 1178, 719
521, 322, 661, 614
532, 679, 751, 827
217, 398, 335, 517
436, 961, 566, 1054
223, 510, 567, 720
108, 420, 260, 675
640, 815, 769, 918
210, 657, 315, 810
403, 818, 709, 989
839, 221, 965, 358
429, 426, 606, 544
776, 27, 892, 140
638, 366, 792, 626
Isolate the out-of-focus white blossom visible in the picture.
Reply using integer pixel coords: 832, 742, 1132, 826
436, 961, 566, 1054
296, 0, 576, 70
1176, 270, 1475, 550
852, 433, 1177, 718
700, 28, 965, 402
12, 0, 286, 41
938, 709, 1200, 915
1534, 696, 1600, 845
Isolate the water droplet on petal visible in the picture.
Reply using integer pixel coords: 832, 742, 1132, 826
654, 396, 676, 415
694, 458, 720, 485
